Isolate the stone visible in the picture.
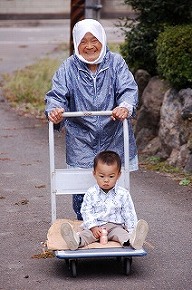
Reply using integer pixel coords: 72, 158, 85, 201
135, 69, 151, 107
135, 76, 170, 150
184, 154, 192, 173
142, 136, 161, 156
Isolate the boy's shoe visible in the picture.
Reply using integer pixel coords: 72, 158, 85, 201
60, 222, 80, 250
129, 219, 149, 250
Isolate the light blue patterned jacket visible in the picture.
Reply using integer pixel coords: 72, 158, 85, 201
81, 184, 138, 231
45, 49, 138, 168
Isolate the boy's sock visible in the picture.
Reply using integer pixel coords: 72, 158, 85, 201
60, 222, 80, 250
129, 219, 149, 250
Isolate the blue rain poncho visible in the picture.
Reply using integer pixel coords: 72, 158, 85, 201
45, 20, 138, 168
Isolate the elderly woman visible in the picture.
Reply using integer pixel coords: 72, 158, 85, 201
45, 19, 138, 220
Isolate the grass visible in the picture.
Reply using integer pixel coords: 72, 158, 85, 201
139, 155, 192, 187
1, 57, 62, 119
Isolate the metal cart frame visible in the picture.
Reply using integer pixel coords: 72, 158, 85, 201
48, 111, 147, 277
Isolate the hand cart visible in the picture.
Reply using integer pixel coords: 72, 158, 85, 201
47, 111, 147, 277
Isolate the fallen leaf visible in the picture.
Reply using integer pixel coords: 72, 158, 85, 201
31, 251, 54, 259
35, 185, 46, 189
15, 199, 29, 205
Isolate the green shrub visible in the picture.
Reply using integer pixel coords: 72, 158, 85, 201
120, 24, 161, 75
120, 0, 192, 75
156, 25, 192, 89
124, 0, 192, 25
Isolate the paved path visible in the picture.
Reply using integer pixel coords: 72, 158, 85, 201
0, 19, 124, 74
0, 20, 191, 290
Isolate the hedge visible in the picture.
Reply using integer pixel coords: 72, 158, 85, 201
156, 25, 192, 89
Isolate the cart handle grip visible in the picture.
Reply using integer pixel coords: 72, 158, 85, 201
62, 110, 112, 117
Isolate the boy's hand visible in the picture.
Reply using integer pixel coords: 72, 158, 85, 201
90, 226, 102, 239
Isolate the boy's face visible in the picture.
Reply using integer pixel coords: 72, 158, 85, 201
93, 161, 121, 192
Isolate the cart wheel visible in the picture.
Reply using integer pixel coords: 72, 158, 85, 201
123, 257, 132, 275
69, 259, 77, 278
65, 258, 70, 269
116, 256, 122, 263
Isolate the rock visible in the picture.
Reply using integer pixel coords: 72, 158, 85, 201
154, 88, 192, 171
134, 69, 192, 172
167, 145, 190, 168
135, 69, 151, 107
159, 89, 192, 151
187, 133, 192, 152
135, 76, 170, 150
167, 148, 180, 167
184, 154, 192, 173
135, 81, 192, 172
136, 127, 156, 151
179, 88, 192, 120
142, 136, 161, 156
178, 144, 191, 168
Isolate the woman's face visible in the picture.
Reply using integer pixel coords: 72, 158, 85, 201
78, 32, 102, 62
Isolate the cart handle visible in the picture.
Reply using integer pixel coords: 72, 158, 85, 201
62, 110, 130, 188
62, 110, 112, 117
49, 110, 130, 189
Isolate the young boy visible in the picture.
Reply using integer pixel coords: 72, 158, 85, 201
60, 151, 149, 250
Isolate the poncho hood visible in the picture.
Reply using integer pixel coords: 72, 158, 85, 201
72, 18, 107, 65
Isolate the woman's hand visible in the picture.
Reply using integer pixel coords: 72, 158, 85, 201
112, 107, 129, 121
48, 108, 64, 124
90, 226, 102, 239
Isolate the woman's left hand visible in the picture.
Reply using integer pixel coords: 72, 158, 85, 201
112, 107, 129, 121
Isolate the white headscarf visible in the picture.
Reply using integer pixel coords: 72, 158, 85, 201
72, 19, 107, 65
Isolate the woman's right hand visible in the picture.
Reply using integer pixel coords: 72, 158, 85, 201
48, 108, 64, 124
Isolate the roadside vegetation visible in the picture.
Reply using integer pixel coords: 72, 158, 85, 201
1, 57, 61, 119
139, 156, 192, 187
118, 0, 192, 185
120, 0, 192, 89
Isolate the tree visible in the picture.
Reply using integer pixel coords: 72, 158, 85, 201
120, 0, 192, 75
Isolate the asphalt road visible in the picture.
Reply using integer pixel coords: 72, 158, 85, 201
0, 19, 124, 74
0, 19, 191, 290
